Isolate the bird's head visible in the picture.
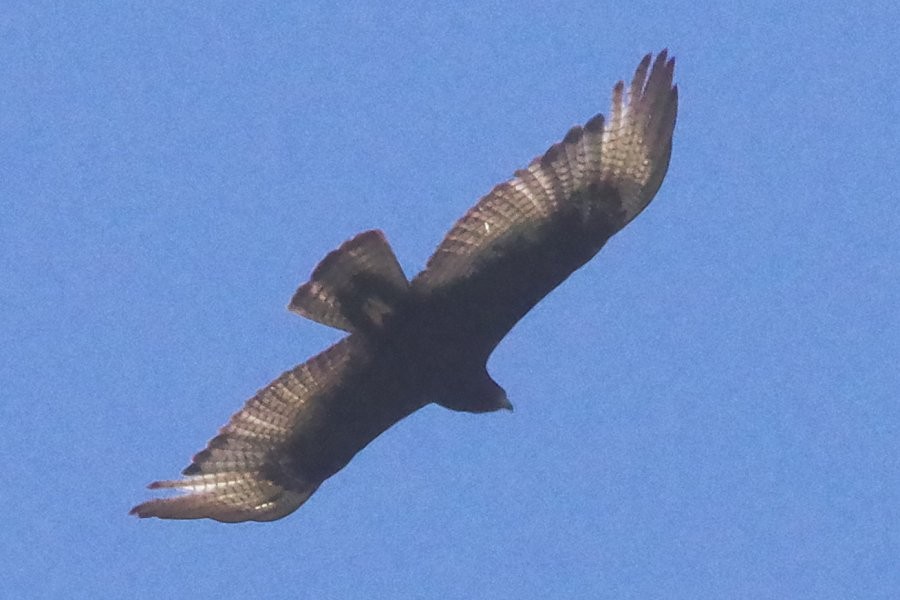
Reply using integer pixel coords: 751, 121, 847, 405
436, 369, 512, 413
468, 369, 513, 413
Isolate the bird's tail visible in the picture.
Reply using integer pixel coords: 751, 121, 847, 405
289, 229, 409, 334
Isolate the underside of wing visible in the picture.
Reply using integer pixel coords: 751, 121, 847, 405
131, 339, 360, 522
414, 51, 677, 306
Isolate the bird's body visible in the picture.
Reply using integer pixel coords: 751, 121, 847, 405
131, 51, 678, 522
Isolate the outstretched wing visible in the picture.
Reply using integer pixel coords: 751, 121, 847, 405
130, 337, 423, 522
413, 51, 677, 351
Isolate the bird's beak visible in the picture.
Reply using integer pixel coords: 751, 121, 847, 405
501, 397, 514, 412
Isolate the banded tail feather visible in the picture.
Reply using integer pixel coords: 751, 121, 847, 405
289, 230, 409, 334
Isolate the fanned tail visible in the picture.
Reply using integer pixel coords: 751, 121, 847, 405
289, 230, 409, 334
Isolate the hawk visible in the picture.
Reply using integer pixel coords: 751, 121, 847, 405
131, 51, 678, 522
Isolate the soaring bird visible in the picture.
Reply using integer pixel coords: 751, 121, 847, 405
131, 51, 678, 522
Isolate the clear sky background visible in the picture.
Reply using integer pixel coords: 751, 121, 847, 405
2, 2, 898, 598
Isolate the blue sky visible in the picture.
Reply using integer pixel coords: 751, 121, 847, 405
2, 2, 898, 598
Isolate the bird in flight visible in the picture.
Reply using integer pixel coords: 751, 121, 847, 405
131, 51, 678, 522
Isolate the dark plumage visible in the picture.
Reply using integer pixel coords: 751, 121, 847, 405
131, 51, 678, 522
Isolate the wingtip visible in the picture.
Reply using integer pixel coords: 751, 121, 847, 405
649, 49, 676, 78
637, 52, 652, 71
611, 80, 624, 98
584, 112, 605, 133
562, 124, 583, 144
661, 50, 676, 81
653, 51, 668, 71
129, 501, 155, 518
146, 478, 183, 490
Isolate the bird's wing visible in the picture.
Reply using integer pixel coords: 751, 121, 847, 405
412, 51, 677, 350
130, 337, 421, 522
